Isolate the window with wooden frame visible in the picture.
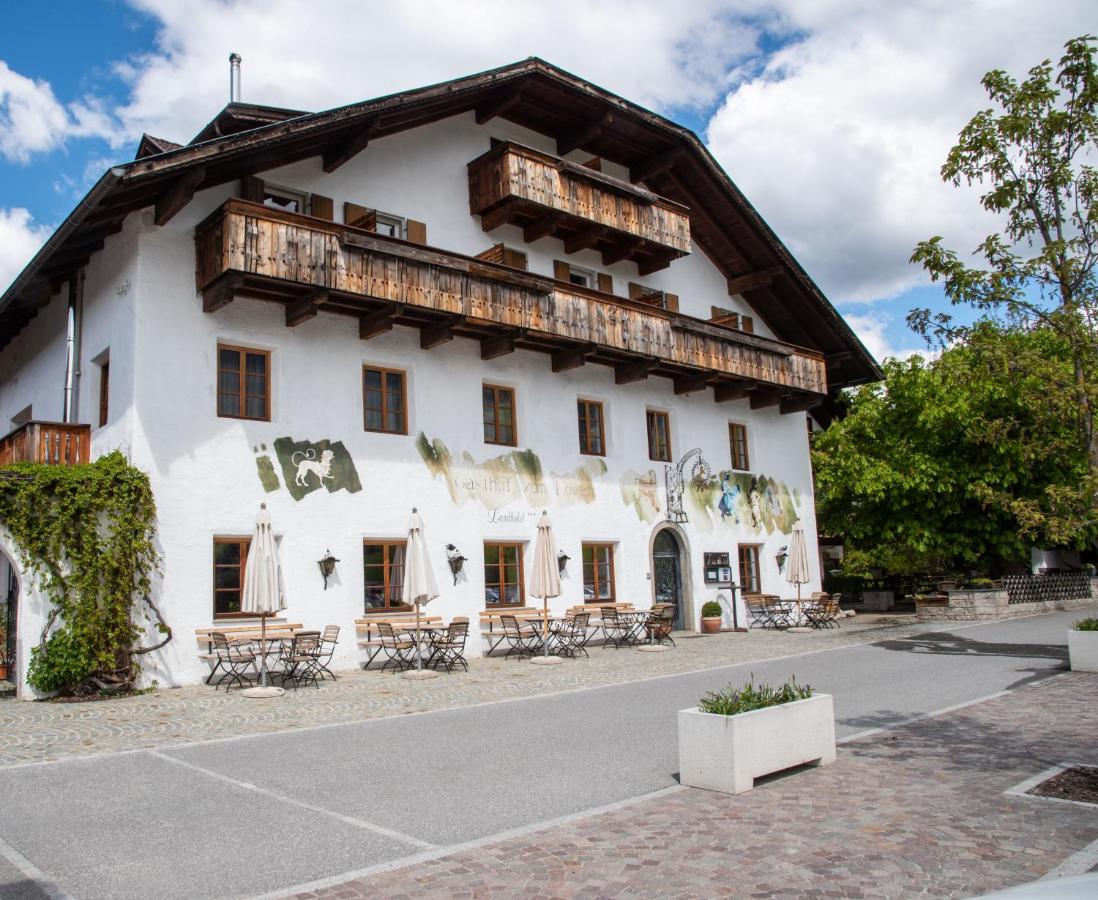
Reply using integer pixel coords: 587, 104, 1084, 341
213, 537, 251, 618
646, 410, 671, 462
582, 543, 616, 603
482, 384, 517, 446
554, 260, 613, 294
729, 422, 750, 471
343, 202, 427, 245
577, 399, 606, 456
363, 366, 407, 434
475, 243, 528, 270
98, 358, 110, 428
738, 544, 762, 594
484, 542, 524, 607
217, 344, 270, 421
262, 184, 308, 214
363, 541, 409, 612
629, 282, 679, 312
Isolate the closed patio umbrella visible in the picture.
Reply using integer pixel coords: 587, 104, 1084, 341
402, 507, 440, 679
240, 503, 287, 698
786, 522, 812, 629
530, 511, 563, 665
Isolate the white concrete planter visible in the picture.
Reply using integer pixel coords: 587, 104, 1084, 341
678, 694, 836, 794
1068, 629, 1098, 672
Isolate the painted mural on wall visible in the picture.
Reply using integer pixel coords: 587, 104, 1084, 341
696, 471, 800, 535
256, 437, 363, 501
621, 469, 661, 522
415, 433, 605, 511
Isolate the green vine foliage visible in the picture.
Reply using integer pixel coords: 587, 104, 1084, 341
0, 451, 168, 695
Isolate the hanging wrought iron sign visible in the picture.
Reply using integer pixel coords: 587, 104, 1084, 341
664, 448, 713, 523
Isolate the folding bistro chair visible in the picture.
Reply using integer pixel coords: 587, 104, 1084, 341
314, 625, 340, 681
428, 619, 470, 672
552, 611, 591, 658
805, 597, 841, 629
277, 631, 323, 690
643, 605, 676, 646
377, 622, 417, 672
500, 614, 541, 659
601, 606, 637, 649
210, 632, 258, 691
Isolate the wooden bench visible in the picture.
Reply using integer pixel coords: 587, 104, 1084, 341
355, 614, 444, 668
196, 622, 305, 683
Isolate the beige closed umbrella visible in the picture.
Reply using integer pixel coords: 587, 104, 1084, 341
786, 522, 812, 628
240, 503, 287, 698
402, 507, 440, 679
530, 511, 563, 665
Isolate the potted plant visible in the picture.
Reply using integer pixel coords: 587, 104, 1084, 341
1068, 618, 1098, 672
678, 676, 835, 794
700, 601, 723, 634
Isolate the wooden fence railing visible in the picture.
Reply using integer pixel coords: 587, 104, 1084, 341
0, 421, 91, 467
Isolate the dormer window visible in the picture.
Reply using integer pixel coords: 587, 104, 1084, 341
262, 185, 308, 214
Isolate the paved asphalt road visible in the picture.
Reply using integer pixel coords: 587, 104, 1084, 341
0, 610, 1084, 900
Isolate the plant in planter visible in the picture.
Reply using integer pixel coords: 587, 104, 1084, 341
966, 577, 996, 590
700, 601, 723, 634
1068, 617, 1098, 672
678, 675, 836, 794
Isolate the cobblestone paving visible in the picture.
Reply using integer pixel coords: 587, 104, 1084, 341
0, 621, 918, 767
293, 672, 1098, 900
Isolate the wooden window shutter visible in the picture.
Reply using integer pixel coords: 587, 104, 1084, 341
344, 202, 376, 230
476, 243, 506, 264
741, 316, 754, 334
310, 194, 334, 220
581, 157, 602, 171
710, 305, 740, 328
596, 273, 613, 294
502, 247, 528, 270
628, 282, 644, 300
241, 176, 265, 202
554, 260, 571, 281
664, 293, 679, 312
406, 219, 427, 245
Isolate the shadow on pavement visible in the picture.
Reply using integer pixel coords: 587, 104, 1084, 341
875, 631, 1068, 662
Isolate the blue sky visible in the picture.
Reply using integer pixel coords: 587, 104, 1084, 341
0, 1, 1090, 363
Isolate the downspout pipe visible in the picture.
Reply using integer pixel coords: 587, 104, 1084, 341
62, 270, 84, 424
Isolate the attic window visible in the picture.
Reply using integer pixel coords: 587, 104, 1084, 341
568, 266, 596, 289
263, 185, 308, 214
374, 212, 405, 239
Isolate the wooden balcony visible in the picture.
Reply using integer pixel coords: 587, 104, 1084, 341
468, 142, 691, 275
195, 200, 826, 405
0, 421, 91, 467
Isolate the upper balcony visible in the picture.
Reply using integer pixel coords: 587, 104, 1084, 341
0, 421, 90, 467
468, 142, 691, 275
194, 200, 826, 407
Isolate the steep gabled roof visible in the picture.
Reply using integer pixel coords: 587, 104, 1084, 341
134, 134, 183, 159
0, 57, 880, 392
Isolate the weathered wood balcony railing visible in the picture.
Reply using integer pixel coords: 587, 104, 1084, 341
468, 141, 691, 274
195, 200, 827, 400
0, 421, 91, 467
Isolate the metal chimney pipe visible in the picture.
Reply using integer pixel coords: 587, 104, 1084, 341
229, 53, 242, 103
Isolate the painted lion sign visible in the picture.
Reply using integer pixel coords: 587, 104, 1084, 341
271, 437, 362, 501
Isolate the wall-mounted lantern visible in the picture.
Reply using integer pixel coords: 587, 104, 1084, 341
446, 543, 467, 586
318, 549, 340, 590
557, 550, 571, 575
775, 546, 788, 572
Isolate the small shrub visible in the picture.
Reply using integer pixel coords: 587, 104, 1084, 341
701, 601, 722, 617
698, 675, 812, 716
1073, 618, 1098, 632
967, 577, 995, 589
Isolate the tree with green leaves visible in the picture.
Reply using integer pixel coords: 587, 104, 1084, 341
910, 34, 1098, 542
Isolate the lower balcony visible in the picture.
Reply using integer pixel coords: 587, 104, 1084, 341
0, 422, 91, 467
195, 200, 826, 408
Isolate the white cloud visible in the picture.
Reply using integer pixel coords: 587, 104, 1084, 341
0, 208, 52, 294
842, 311, 931, 363
706, 0, 1095, 304
0, 60, 124, 163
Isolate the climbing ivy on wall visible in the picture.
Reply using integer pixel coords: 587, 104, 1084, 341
0, 451, 170, 696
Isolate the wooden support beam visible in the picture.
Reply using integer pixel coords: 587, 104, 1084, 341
637, 251, 676, 276
749, 389, 785, 410
201, 273, 242, 313
419, 321, 457, 350
551, 344, 596, 373
563, 225, 607, 255
779, 395, 820, 415
522, 211, 564, 243
673, 374, 710, 396
713, 380, 753, 403
284, 289, 328, 327
154, 166, 205, 226
629, 146, 686, 184
480, 329, 525, 361
614, 357, 660, 385
475, 87, 525, 125
322, 119, 376, 173
556, 111, 614, 156
479, 204, 513, 232
726, 266, 784, 296
601, 239, 643, 267
358, 304, 403, 340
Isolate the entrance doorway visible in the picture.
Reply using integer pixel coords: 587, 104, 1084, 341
652, 528, 686, 631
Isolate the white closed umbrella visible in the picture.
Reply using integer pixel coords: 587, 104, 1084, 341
240, 503, 287, 697
402, 507, 440, 678
786, 522, 812, 628
530, 511, 562, 664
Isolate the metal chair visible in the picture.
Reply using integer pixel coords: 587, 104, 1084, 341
764, 595, 794, 629
643, 605, 676, 646
209, 632, 258, 691
314, 625, 340, 681
500, 614, 541, 659
743, 594, 773, 629
805, 597, 841, 629
601, 606, 637, 648
553, 611, 590, 658
377, 622, 417, 672
277, 631, 322, 689
428, 619, 470, 672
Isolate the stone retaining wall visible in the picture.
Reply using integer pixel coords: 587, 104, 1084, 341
916, 580, 1098, 623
